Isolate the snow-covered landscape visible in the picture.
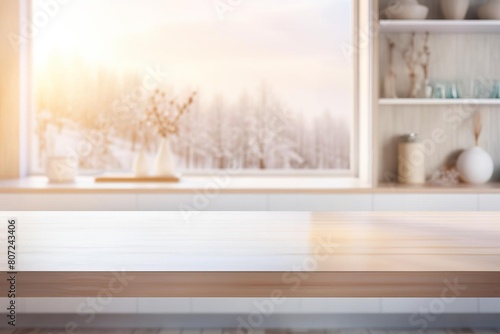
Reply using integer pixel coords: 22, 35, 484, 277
32, 0, 353, 172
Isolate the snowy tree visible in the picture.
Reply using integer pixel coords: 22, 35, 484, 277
34, 55, 351, 172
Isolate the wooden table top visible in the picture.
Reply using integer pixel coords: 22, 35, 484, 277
1, 211, 500, 297
3, 211, 500, 272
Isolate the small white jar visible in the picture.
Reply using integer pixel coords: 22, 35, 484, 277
46, 156, 77, 183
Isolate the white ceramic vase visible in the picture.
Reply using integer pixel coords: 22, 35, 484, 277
384, 0, 429, 20
456, 146, 494, 184
478, 0, 500, 19
154, 138, 176, 176
440, 0, 470, 19
46, 156, 77, 183
132, 150, 149, 177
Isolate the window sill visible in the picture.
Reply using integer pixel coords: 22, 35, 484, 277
1, 176, 500, 194
0, 176, 370, 194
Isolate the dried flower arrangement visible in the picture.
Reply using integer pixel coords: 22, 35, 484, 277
384, 37, 398, 98
402, 32, 431, 98
474, 111, 482, 146
143, 89, 197, 139
419, 32, 431, 85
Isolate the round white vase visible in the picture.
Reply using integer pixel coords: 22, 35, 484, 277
132, 150, 149, 177
478, 0, 500, 19
154, 138, 176, 176
440, 0, 470, 19
456, 146, 494, 184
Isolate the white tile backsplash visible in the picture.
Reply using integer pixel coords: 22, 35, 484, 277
191, 298, 301, 314
300, 298, 330, 313
0, 195, 24, 210
479, 195, 500, 211
137, 194, 194, 211
381, 298, 479, 314
20, 298, 85, 314
202, 195, 268, 211
19, 297, 137, 314
191, 298, 255, 314
5, 193, 491, 211
7, 297, 496, 315
87, 297, 137, 314
137, 298, 190, 314
328, 298, 381, 313
373, 194, 478, 211
271, 298, 302, 314
300, 298, 380, 313
479, 298, 500, 313
138, 194, 267, 211
5, 194, 137, 211
268, 194, 372, 211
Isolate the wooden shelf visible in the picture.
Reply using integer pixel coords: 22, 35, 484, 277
379, 98, 500, 106
379, 20, 500, 34
377, 182, 500, 192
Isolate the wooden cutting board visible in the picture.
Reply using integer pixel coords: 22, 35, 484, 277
94, 174, 181, 183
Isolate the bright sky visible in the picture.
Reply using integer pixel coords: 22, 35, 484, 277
34, 0, 353, 119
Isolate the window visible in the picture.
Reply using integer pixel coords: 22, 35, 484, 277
31, 0, 356, 174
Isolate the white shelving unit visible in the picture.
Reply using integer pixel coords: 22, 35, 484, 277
379, 20, 500, 34
378, 19, 500, 107
375, 15, 500, 185
379, 98, 500, 106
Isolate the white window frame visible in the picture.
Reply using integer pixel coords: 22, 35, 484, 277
11, 0, 373, 185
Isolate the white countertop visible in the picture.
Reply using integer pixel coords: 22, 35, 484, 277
0, 176, 500, 194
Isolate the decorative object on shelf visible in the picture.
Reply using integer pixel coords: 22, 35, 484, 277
457, 79, 474, 99
403, 32, 431, 98
433, 83, 446, 98
145, 89, 197, 177
46, 156, 77, 183
429, 167, 460, 186
478, 0, 500, 19
456, 113, 494, 184
154, 138, 175, 177
421, 80, 433, 98
446, 82, 460, 99
457, 79, 500, 99
398, 133, 426, 185
493, 80, 500, 98
383, 37, 398, 98
457, 147, 494, 184
418, 33, 431, 98
383, 0, 429, 20
37, 110, 78, 183
440, 0, 470, 20
474, 79, 495, 98
132, 149, 149, 177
